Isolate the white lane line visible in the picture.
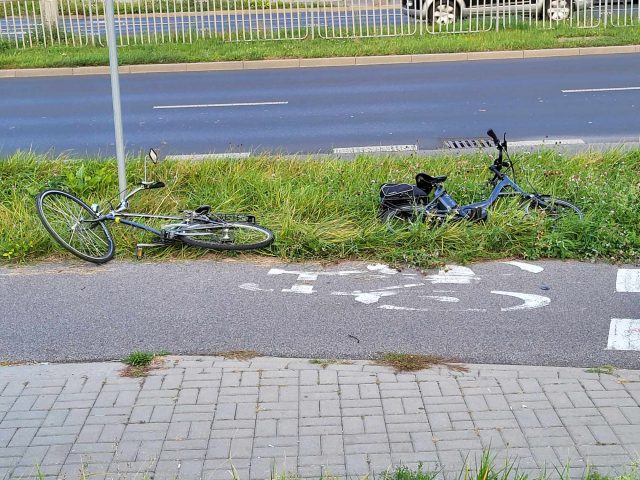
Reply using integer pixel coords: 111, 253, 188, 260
508, 139, 585, 147
607, 319, 640, 351
154, 101, 288, 109
167, 153, 251, 160
491, 291, 551, 312
333, 144, 418, 154
420, 296, 460, 303
616, 269, 640, 293
562, 86, 640, 93
501, 261, 544, 274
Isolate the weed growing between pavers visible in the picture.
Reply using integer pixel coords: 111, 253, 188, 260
375, 352, 469, 373
121, 351, 163, 377
1, 150, 639, 265
216, 350, 261, 360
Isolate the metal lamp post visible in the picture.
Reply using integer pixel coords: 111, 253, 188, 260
104, 0, 128, 203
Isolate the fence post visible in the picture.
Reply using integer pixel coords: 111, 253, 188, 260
39, 0, 59, 28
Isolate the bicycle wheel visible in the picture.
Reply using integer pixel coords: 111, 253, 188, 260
36, 189, 115, 264
523, 195, 583, 220
176, 221, 274, 251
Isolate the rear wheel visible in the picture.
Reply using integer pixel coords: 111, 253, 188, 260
36, 189, 115, 264
523, 195, 583, 219
176, 221, 274, 251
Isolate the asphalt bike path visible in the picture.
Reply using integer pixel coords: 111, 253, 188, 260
1, 259, 638, 367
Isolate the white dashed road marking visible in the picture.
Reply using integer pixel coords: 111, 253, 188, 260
616, 269, 640, 292
607, 319, 640, 351
501, 261, 544, 274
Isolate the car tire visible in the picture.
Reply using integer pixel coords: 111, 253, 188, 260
542, 0, 573, 20
426, 0, 459, 25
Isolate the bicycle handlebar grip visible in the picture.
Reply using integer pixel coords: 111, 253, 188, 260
487, 129, 500, 145
148, 181, 165, 189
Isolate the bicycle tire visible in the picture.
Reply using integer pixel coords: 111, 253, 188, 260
176, 221, 274, 251
523, 195, 583, 220
36, 189, 115, 264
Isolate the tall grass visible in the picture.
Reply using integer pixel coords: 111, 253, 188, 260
0, 150, 638, 265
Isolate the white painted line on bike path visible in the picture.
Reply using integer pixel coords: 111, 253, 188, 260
616, 269, 640, 292
491, 291, 551, 312
154, 101, 289, 109
333, 144, 418, 154
501, 261, 544, 273
562, 86, 640, 93
607, 318, 640, 351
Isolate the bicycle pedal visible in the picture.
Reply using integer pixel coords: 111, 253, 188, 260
136, 243, 166, 260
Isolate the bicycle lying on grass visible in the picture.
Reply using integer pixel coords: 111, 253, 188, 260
36, 149, 275, 264
379, 129, 583, 222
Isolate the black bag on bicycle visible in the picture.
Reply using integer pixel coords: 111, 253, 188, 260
379, 183, 429, 208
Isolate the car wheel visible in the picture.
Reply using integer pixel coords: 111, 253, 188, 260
427, 0, 459, 25
544, 0, 572, 20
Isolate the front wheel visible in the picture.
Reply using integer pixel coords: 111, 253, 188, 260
175, 221, 274, 251
523, 195, 583, 219
35, 189, 115, 264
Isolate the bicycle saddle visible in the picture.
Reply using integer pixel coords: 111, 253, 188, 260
416, 173, 447, 185
194, 205, 211, 215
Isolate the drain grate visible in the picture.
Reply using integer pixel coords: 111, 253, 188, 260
443, 138, 494, 149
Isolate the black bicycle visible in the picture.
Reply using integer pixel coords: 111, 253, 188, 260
380, 129, 583, 222
36, 149, 275, 264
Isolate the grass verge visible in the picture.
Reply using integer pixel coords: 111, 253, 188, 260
1, 150, 639, 266
1, 24, 639, 69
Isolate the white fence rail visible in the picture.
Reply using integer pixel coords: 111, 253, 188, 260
0, 0, 637, 47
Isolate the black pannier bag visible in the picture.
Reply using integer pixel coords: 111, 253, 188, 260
378, 177, 431, 221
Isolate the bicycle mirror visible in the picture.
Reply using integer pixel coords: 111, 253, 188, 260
148, 148, 160, 164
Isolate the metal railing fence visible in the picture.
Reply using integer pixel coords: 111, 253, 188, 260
0, 0, 637, 48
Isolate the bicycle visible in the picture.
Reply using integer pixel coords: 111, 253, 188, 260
36, 149, 275, 264
379, 129, 583, 222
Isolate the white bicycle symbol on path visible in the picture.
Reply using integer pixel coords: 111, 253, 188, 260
239, 261, 551, 313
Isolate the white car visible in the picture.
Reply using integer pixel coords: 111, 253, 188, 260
402, 0, 593, 24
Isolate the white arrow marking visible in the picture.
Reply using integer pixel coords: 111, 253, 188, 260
239, 283, 274, 292
491, 291, 551, 311
501, 261, 544, 274
607, 319, 640, 351
616, 269, 640, 292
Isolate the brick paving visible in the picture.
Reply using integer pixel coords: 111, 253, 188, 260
1, 357, 639, 480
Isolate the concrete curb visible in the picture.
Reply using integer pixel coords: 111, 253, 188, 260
1, 44, 638, 78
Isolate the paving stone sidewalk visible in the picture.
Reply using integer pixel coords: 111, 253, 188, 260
1, 356, 639, 480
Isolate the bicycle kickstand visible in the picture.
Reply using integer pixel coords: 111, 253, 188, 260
136, 243, 166, 260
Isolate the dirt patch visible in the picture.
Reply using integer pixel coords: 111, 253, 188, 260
375, 353, 469, 373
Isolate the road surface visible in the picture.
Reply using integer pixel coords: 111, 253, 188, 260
0, 53, 639, 156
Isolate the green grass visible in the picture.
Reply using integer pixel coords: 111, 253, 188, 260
122, 351, 156, 366
1, 149, 639, 266
1, 23, 639, 69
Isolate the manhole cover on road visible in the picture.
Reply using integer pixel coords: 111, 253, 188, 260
442, 138, 494, 149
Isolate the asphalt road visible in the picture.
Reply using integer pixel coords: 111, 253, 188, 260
0, 259, 638, 368
1, 53, 639, 156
